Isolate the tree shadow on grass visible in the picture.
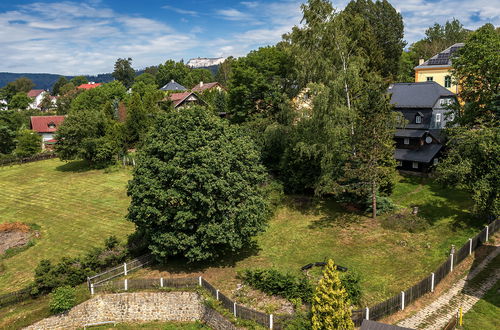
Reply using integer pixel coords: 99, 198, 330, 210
55, 160, 93, 172
147, 241, 262, 275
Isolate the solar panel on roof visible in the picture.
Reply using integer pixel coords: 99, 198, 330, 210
437, 53, 450, 59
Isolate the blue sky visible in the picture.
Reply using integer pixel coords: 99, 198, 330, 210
0, 0, 498, 75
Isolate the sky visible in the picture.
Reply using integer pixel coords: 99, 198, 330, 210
0, 0, 498, 75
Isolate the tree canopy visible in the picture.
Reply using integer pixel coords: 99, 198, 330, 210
127, 107, 270, 262
113, 58, 136, 89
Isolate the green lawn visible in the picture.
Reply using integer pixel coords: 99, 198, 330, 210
0, 159, 484, 309
135, 175, 482, 307
0, 159, 134, 293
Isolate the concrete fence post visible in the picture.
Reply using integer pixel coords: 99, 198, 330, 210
124, 279, 128, 291
124, 262, 127, 276
485, 225, 489, 242
450, 254, 454, 272
431, 273, 435, 292
401, 291, 405, 310
233, 302, 237, 317
198, 276, 202, 287
216, 289, 219, 300
269, 314, 273, 329
469, 238, 473, 255
90, 283, 94, 295
160, 277, 164, 287
365, 307, 370, 320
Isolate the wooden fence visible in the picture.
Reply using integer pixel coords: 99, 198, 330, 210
0, 152, 57, 167
351, 219, 499, 326
0, 287, 31, 308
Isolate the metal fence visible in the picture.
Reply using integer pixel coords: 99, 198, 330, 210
88, 254, 152, 287
0, 152, 57, 167
0, 287, 31, 308
352, 219, 499, 325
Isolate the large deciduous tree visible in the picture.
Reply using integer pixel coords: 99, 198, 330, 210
312, 259, 354, 330
113, 58, 136, 89
451, 23, 499, 127
127, 107, 269, 262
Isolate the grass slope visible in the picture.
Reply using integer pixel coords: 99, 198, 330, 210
0, 159, 134, 293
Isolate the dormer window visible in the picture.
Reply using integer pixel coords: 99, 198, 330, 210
47, 122, 56, 129
436, 113, 441, 123
426, 77, 433, 81
404, 138, 410, 145
415, 115, 422, 124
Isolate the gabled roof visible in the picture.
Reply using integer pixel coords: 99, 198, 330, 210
169, 92, 203, 108
27, 89, 46, 98
389, 82, 455, 109
77, 82, 102, 90
191, 82, 224, 93
160, 80, 187, 91
414, 43, 464, 69
394, 129, 426, 138
395, 143, 442, 163
30, 116, 65, 133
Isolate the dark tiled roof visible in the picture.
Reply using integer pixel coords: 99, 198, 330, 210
414, 43, 464, 69
395, 129, 426, 138
389, 82, 455, 108
160, 80, 187, 91
361, 320, 414, 330
395, 143, 442, 163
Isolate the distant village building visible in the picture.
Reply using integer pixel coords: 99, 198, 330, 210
160, 80, 187, 92
168, 92, 206, 109
77, 82, 101, 90
414, 43, 464, 93
27, 89, 48, 109
389, 81, 456, 172
186, 57, 226, 68
30, 115, 65, 149
191, 81, 226, 93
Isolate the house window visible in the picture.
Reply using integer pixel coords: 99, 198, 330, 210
426, 77, 433, 81
449, 113, 455, 121
398, 161, 403, 167
416, 115, 422, 124
444, 76, 452, 88
436, 113, 441, 123
404, 138, 410, 145
433, 158, 439, 165
412, 162, 419, 169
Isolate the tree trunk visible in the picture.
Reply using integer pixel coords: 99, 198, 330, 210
371, 181, 377, 219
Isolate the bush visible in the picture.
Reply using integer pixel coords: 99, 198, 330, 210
340, 271, 362, 306
14, 129, 41, 158
240, 268, 313, 302
365, 195, 396, 215
49, 286, 76, 314
283, 310, 312, 329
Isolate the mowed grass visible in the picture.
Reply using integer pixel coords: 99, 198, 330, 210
135, 175, 482, 306
0, 159, 134, 293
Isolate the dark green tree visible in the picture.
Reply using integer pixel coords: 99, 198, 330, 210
0, 77, 35, 102
9, 92, 32, 110
14, 129, 41, 157
70, 76, 88, 87
187, 68, 214, 88
113, 57, 136, 89
0, 125, 16, 154
215, 57, 235, 87
52, 76, 68, 96
134, 73, 157, 87
451, 23, 499, 127
70, 81, 127, 114
156, 60, 192, 88
125, 92, 148, 147
127, 107, 269, 262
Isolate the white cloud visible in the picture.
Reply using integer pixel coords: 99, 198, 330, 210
162, 5, 198, 16
0, 2, 199, 74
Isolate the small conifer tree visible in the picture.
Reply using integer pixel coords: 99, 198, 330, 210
312, 259, 354, 330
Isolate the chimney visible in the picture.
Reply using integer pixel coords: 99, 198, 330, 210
419, 58, 425, 65
199, 81, 204, 87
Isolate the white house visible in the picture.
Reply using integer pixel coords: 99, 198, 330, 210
30, 115, 65, 149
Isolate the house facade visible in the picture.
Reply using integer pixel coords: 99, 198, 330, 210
27, 89, 47, 109
168, 92, 206, 109
389, 82, 456, 172
30, 115, 65, 149
414, 43, 464, 93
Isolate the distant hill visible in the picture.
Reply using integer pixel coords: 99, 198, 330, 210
0, 72, 115, 90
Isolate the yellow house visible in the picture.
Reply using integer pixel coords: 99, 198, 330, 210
414, 43, 464, 94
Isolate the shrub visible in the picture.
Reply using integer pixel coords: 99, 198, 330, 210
240, 268, 313, 302
365, 195, 396, 215
14, 129, 41, 158
49, 286, 76, 314
340, 271, 362, 306
283, 310, 312, 329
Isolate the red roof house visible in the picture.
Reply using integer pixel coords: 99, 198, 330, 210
77, 82, 102, 90
168, 92, 206, 108
27, 89, 46, 98
30, 115, 65, 149
191, 82, 226, 93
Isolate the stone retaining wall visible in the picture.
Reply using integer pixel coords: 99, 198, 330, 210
24, 292, 236, 330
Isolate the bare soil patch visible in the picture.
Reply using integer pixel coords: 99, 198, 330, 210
0, 223, 33, 255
